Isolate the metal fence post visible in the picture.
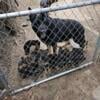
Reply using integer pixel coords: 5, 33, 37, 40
93, 35, 100, 64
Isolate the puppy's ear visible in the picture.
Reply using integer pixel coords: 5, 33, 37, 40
41, 13, 47, 17
28, 7, 32, 10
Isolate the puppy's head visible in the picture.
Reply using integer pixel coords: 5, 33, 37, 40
40, 0, 58, 8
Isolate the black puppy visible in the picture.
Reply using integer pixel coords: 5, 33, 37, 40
28, 7, 86, 54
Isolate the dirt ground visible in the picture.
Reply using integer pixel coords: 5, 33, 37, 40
12, 64, 100, 100
0, 0, 100, 100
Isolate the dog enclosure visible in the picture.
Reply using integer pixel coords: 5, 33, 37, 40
0, 0, 100, 98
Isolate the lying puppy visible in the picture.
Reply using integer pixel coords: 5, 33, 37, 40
28, 7, 86, 54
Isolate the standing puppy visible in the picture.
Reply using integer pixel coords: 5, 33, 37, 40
28, 7, 86, 55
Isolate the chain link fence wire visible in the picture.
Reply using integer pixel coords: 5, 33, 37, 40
0, 0, 100, 97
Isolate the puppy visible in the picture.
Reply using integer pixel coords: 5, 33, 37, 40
28, 7, 86, 55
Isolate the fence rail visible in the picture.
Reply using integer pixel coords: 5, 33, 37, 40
0, 0, 100, 19
11, 61, 93, 95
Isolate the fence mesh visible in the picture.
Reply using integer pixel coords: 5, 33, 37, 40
0, 0, 100, 97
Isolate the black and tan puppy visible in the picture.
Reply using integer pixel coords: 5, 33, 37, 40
28, 7, 86, 54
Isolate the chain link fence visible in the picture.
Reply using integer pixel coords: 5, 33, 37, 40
0, 0, 100, 98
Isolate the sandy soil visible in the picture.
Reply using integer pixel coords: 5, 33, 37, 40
11, 64, 100, 100
0, 0, 100, 100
